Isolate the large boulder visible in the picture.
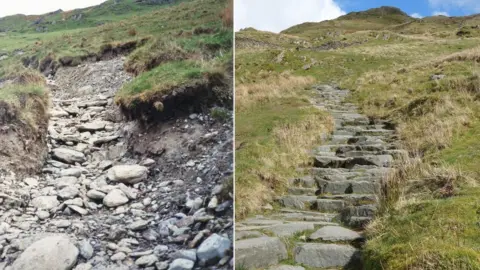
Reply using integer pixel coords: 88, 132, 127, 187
11, 235, 79, 270
52, 148, 86, 164
107, 165, 148, 184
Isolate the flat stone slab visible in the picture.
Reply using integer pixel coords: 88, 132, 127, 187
241, 219, 284, 226
268, 265, 305, 270
235, 231, 266, 241
265, 222, 315, 237
294, 243, 361, 268
309, 226, 362, 242
236, 237, 287, 269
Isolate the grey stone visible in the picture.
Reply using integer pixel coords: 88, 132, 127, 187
128, 220, 149, 231
77, 122, 106, 132
294, 243, 361, 268
60, 168, 84, 177
79, 239, 94, 259
235, 237, 287, 269
197, 234, 231, 265
107, 165, 148, 184
58, 186, 80, 199
11, 235, 79, 270
266, 222, 314, 237
173, 250, 197, 262
103, 189, 129, 207
31, 196, 59, 210
87, 190, 106, 200
309, 226, 362, 241
111, 252, 127, 261
52, 148, 86, 164
135, 254, 158, 266
55, 176, 78, 188
168, 259, 194, 270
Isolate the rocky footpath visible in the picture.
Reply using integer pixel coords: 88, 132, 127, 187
0, 58, 233, 270
235, 85, 406, 269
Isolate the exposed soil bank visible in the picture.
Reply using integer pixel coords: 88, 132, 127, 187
0, 94, 48, 175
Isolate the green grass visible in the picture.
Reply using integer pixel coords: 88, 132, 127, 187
364, 188, 480, 270
0, 83, 45, 102
118, 60, 206, 100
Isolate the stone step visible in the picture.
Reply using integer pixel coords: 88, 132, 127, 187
317, 180, 378, 195
293, 243, 362, 269
264, 222, 315, 237
287, 187, 319, 196
308, 225, 364, 242
277, 196, 317, 210
313, 155, 393, 169
288, 176, 316, 188
319, 194, 377, 206
313, 199, 346, 212
271, 212, 337, 222
311, 167, 391, 179
341, 204, 377, 218
344, 216, 373, 228
235, 237, 288, 269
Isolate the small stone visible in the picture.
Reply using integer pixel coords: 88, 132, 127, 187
135, 254, 158, 266
208, 196, 218, 209
156, 262, 169, 270
111, 252, 127, 261
24, 177, 38, 187
107, 165, 148, 184
173, 250, 197, 262
143, 197, 152, 206
87, 190, 106, 200
168, 259, 194, 270
36, 210, 50, 220
53, 220, 71, 228
58, 186, 80, 199
129, 220, 149, 231
31, 196, 59, 210
103, 189, 129, 207
79, 239, 94, 259
69, 205, 89, 215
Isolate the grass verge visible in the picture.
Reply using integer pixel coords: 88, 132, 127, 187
235, 72, 333, 219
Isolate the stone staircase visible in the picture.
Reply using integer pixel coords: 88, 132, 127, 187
235, 85, 407, 269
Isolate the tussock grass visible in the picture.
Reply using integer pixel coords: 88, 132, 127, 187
235, 73, 333, 219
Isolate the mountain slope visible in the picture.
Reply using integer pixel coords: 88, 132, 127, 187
235, 6, 480, 269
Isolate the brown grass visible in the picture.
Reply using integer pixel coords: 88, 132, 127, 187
220, 0, 233, 28
235, 72, 316, 111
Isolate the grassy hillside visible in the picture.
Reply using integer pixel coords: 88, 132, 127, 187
0, 0, 232, 123
236, 6, 480, 268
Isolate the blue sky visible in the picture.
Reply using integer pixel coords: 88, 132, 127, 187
337, 0, 480, 18
235, 0, 480, 33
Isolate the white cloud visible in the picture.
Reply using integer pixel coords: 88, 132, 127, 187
235, 0, 346, 33
433, 11, 450, 16
0, 0, 106, 18
428, 0, 480, 12
410, 13, 423, 18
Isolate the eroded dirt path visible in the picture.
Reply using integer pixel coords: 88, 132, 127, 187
235, 85, 406, 270
0, 58, 233, 270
